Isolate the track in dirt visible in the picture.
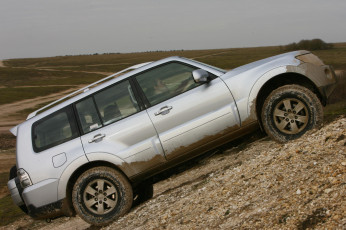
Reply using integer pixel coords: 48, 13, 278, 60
0, 86, 85, 134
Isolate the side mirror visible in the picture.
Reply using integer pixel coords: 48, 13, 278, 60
192, 69, 209, 83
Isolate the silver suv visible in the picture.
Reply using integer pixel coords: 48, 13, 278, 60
8, 51, 337, 225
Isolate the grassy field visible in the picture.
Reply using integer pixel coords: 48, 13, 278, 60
0, 195, 24, 226
0, 67, 105, 87
312, 43, 346, 70
0, 86, 69, 105
0, 176, 24, 226
2, 43, 346, 108
5, 43, 346, 69
1, 42, 345, 120
0, 66, 104, 105
0, 148, 24, 226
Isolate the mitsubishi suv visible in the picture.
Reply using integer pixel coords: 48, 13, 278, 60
8, 51, 337, 225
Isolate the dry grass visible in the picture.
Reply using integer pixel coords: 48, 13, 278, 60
2, 43, 345, 107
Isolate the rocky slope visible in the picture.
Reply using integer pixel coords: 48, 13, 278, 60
104, 117, 345, 230
2, 117, 345, 230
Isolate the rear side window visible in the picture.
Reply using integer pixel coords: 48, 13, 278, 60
75, 80, 141, 134
32, 106, 79, 152
94, 80, 140, 125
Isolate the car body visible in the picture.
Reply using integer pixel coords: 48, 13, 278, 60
8, 50, 337, 225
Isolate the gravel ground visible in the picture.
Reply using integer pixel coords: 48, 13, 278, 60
105, 116, 346, 230
2, 116, 345, 230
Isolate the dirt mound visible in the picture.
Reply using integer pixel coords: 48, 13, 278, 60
105, 117, 345, 230
3, 116, 344, 230
0, 85, 85, 135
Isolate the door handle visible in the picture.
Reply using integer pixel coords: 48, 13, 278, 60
154, 106, 173, 116
88, 134, 106, 143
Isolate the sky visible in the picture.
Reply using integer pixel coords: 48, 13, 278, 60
1, 0, 345, 60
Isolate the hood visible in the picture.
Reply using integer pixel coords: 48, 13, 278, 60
224, 50, 309, 77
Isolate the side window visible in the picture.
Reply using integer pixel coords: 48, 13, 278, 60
75, 80, 140, 134
94, 80, 140, 125
135, 62, 201, 106
75, 97, 102, 133
32, 107, 79, 152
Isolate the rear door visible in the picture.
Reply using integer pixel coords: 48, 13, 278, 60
75, 79, 166, 176
135, 61, 240, 160
23, 106, 87, 206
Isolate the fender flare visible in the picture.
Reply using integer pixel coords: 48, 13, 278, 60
57, 155, 88, 200
86, 152, 135, 178
247, 65, 307, 120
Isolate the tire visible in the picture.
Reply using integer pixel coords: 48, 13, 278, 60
132, 183, 153, 207
9, 165, 17, 180
261, 84, 323, 142
72, 167, 133, 226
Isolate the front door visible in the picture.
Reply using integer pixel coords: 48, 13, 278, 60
135, 62, 240, 160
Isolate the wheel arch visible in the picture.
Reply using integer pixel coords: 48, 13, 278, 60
58, 154, 134, 216
70, 163, 134, 225
66, 160, 132, 195
251, 71, 323, 130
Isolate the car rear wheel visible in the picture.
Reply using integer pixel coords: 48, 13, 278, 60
72, 167, 133, 226
261, 84, 323, 142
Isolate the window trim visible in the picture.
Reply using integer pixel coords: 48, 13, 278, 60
32, 105, 80, 153
130, 75, 151, 109
73, 96, 102, 134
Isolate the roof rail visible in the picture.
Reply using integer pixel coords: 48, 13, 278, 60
27, 62, 152, 120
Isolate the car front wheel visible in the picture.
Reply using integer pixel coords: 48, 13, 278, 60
72, 167, 133, 226
261, 84, 323, 142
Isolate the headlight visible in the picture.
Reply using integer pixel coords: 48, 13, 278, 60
17, 168, 33, 188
